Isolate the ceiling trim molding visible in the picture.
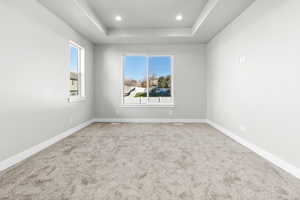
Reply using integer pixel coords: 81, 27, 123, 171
191, 0, 220, 35
108, 28, 193, 38
73, 0, 107, 35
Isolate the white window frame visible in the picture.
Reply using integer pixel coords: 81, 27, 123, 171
121, 54, 175, 107
68, 41, 86, 103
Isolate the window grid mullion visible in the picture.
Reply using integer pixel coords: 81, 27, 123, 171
146, 56, 149, 105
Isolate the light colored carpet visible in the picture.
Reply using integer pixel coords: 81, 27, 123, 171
0, 123, 300, 200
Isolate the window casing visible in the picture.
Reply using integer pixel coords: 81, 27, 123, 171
121, 55, 174, 107
68, 41, 85, 102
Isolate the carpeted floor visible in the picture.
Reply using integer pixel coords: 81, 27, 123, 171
0, 123, 300, 200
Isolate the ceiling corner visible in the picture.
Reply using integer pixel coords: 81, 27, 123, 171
73, 0, 107, 35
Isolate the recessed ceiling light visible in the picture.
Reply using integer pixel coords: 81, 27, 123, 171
176, 14, 183, 21
115, 15, 122, 21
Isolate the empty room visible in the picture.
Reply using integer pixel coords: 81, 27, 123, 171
1, 0, 300, 199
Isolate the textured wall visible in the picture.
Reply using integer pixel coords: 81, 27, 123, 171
0, 0, 94, 161
206, 0, 300, 168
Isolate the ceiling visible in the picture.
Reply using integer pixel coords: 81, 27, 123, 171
86, 0, 208, 29
38, 0, 255, 44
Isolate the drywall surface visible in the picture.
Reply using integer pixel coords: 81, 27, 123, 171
0, 0, 94, 161
94, 44, 206, 119
206, 0, 300, 168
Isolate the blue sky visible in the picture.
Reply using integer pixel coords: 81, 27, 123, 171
69, 46, 78, 72
124, 56, 171, 80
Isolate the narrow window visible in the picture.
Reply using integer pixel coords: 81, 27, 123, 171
122, 55, 173, 106
69, 41, 85, 102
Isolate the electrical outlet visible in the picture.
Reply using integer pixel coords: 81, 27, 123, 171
169, 110, 173, 116
69, 116, 73, 124
239, 56, 246, 64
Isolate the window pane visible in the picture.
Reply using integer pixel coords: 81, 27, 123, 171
123, 56, 147, 104
69, 45, 79, 96
149, 56, 172, 104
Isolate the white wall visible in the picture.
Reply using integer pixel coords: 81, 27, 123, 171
206, 0, 300, 168
94, 44, 206, 120
0, 0, 94, 161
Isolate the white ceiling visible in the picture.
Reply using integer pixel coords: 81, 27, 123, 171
86, 0, 208, 29
38, 0, 255, 44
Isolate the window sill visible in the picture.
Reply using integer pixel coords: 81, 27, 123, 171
120, 104, 175, 108
68, 96, 86, 103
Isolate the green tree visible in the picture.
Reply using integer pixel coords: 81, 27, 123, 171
158, 76, 171, 88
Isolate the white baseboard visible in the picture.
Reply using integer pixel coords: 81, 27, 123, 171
0, 119, 95, 171
94, 118, 207, 123
206, 120, 300, 180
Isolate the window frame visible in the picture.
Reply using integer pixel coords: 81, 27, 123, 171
121, 54, 175, 107
68, 41, 86, 103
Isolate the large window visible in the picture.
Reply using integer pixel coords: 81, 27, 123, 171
69, 41, 85, 102
122, 55, 174, 106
